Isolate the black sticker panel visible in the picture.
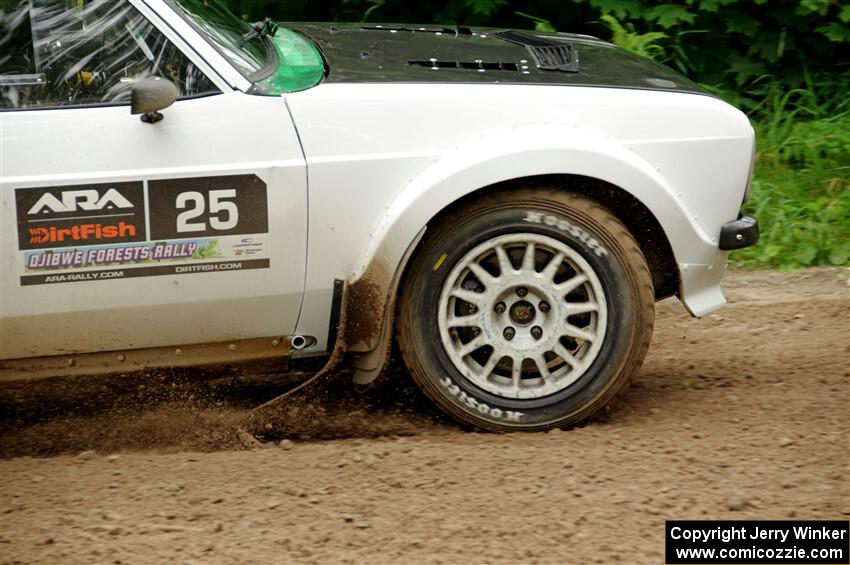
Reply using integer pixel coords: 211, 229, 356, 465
148, 175, 268, 240
14, 175, 272, 286
15, 182, 146, 250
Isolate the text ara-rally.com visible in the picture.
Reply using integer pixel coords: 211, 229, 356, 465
670, 524, 848, 544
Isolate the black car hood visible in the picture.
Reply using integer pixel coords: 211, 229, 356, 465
287, 23, 706, 95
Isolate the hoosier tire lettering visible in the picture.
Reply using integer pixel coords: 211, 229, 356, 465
522, 211, 609, 257
440, 377, 524, 422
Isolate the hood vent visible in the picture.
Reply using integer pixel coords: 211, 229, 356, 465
362, 25, 473, 36
493, 30, 579, 72
409, 59, 518, 72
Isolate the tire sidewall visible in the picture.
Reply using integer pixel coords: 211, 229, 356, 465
406, 202, 639, 429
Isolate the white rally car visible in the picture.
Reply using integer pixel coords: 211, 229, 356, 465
0, 0, 758, 431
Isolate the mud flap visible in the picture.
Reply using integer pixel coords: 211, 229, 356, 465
241, 282, 352, 436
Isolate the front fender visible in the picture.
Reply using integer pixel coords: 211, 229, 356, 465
364, 124, 717, 269
345, 125, 717, 367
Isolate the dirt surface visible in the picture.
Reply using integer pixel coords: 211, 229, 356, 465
1, 268, 848, 564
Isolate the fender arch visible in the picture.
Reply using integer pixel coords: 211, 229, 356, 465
345, 125, 715, 381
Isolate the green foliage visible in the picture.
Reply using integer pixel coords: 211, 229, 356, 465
732, 112, 850, 268
465, 0, 507, 16
736, 176, 850, 269
718, 70, 850, 268
192, 241, 223, 260
361, 0, 385, 22
514, 11, 556, 33
598, 14, 666, 59
569, 0, 849, 113
643, 5, 695, 29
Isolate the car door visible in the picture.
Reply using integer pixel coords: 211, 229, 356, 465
0, 0, 307, 360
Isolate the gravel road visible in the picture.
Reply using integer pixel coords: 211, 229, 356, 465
1, 268, 848, 564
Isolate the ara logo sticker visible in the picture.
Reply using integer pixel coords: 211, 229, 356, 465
27, 188, 134, 215
15, 182, 146, 250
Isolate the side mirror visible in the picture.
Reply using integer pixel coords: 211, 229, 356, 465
131, 77, 178, 123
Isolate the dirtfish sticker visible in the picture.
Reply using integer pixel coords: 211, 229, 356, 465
15, 182, 147, 250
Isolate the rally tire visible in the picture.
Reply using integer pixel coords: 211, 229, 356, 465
396, 188, 655, 432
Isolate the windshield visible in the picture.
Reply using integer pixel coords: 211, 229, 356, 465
170, 0, 271, 80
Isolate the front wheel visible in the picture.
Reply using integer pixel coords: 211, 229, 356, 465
396, 188, 655, 431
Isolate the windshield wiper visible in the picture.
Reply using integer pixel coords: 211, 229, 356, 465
240, 17, 278, 45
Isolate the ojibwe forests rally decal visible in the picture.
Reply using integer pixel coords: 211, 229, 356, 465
15, 175, 269, 286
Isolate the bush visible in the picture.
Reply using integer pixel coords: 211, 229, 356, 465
734, 112, 850, 268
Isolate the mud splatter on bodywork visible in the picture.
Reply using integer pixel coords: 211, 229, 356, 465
343, 261, 391, 353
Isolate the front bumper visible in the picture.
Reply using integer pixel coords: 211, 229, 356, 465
677, 214, 760, 317
718, 215, 759, 250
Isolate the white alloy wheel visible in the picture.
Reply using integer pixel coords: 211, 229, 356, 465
437, 233, 608, 399
397, 188, 655, 431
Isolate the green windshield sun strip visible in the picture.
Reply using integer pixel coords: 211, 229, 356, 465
253, 28, 324, 94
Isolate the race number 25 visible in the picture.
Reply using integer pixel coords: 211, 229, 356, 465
176, 189, 238, 233
148, 175, 268, 240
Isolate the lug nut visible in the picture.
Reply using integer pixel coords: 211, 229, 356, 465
503, 327, 516, 341
539, 301, 550, 312
531, 326, 543, 340
516, 287, 528, 297
494, 302, 506, 314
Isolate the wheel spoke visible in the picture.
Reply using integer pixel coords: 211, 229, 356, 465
563, 323, 595, 342
447, 313, 481, 327
554, 343, 578, 368
533, 354, 551, 380
511, 357, 523, 388
468, 262, 495, 286
562, 301, 599, 315
521, 242, 536, 272
450, 288, 486, 306
541, 252, 565, 280
457, 334, 486, 357
495, 245, 513, 276
554, 273, 588, 294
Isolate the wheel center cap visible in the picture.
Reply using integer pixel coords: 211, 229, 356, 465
509, 301, 536, 325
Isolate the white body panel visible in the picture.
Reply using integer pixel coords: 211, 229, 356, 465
1, 93, 307, 359
289, 84, 753, 349
0, 0, 755, 366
